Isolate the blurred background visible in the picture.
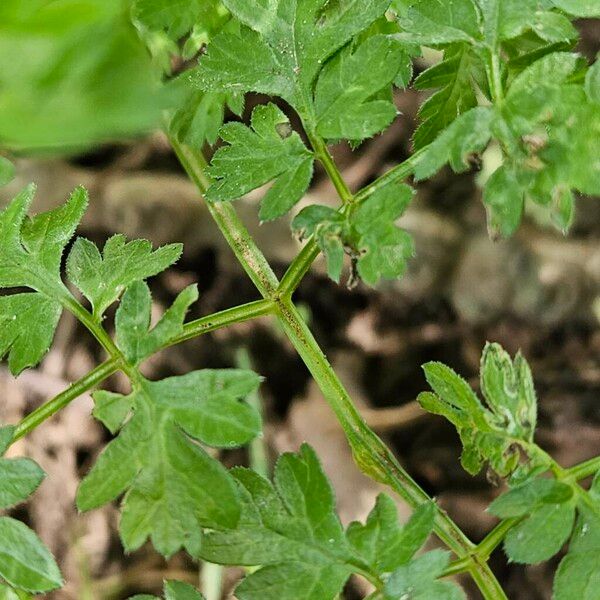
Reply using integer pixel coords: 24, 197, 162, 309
0, 9, 599, 600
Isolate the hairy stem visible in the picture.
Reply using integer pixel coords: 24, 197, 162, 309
171, 138, 508, 600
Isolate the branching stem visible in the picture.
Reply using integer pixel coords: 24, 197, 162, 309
171, 137, 509, 600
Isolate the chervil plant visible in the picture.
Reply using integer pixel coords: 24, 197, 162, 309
0, 1, 599, 598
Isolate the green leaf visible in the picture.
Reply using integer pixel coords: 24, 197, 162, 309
193, 0, 390, 119
0, 0, 163, 151
532, 11, 578, 43
480, 342, 537, 442
419, 343, 544, 477
586, 58, 600, 105
0, 454, 45, 510
128, 581, 205, 600
0, 156, 15, 187
200, 444, 352, 599
314, 35, 404, 141
0, 185, 86, 291
412, 45, 480, 149
292, 205, 347, 282
494, 52, 600, 234
550, 0, 600, 17
395, 0, 480, 45
352, 184, 415, 286
0, 517, 62, 593
170, 87, 244, 148
384, 550, 466, 600
483, 164, 524, 238
488, 479, 573, 519
554, 473, 600, 599
134, 0, 226, 40
555, 551, 600, 600
0, 584, 19, 600
478, 0, 544, 45
164, 580, 205, 600
67, 235, 182, 319
77, 370, 261, 558
414, 107, 494, 180
293, 184, 414, 286
206, 103, 314, 221
199, 444, 453, 599
504, 501, 575, 564
0, 294, 62, 376
347, 496, 435, 573
115, 281, 198, 366
0, 186, 88, 373
0, 427, 14, 456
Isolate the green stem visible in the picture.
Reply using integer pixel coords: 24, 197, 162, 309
486, 50, 504, 105
355, 147, 427, 203
12, 359, 120, 443
61, 294, 132, 373
170, 136, 280, 297
278, 148, 427, 297
236, 347, 270, 478
274, 298, 507, 599
11, 300, 274, 443
307, 132, 354, 204
173, 299, 275, 347
475, 518, 521, 561
171, 139, 507, 600
567, 455, 600, 481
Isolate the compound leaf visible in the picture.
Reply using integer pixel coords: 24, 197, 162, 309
353, 184, 415, 285
67, 234, 182, 319
0, 186, 87, 373
0, 517, 62, 593
115, 281, 199, 366
0, 185, 86, 291
194, 0, 390, 119
206, 103, 314, 221
314, 35, 404, 141
292, 183, 414, 286
77, 370, 262, 558
199, 444, 458, 599
199, 444, 352, 600
419, 343, 544, 477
